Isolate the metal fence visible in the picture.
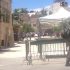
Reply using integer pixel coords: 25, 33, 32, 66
26, 38, 67, 60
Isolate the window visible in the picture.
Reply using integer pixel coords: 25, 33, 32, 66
1, 40, 4, 46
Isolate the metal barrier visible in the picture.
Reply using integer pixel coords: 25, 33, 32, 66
26, 38, 67, 60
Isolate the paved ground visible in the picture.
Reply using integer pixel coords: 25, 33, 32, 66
0, 58, 70, 70
0, 42, 26, 58
0, 42, 70, 70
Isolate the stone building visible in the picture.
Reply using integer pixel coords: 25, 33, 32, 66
0, 0, 14, 48
19, 13, 30, 24
29, 13, 39, 32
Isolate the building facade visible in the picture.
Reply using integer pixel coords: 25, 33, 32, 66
0, 0, 14, 48
30, 14, 39, 32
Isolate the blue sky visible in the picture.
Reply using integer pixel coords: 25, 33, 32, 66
12, 0, 70, 10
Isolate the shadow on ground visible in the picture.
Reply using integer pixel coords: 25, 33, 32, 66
0, 44, 21, 54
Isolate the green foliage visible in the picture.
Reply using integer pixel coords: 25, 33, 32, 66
53, 25, 62, 32
13, 9, 20, 20
20, 8, 29, 13
13, 8, 29, 14
13, 22, 19, 29
22, 23, 34, 33
60, 18, 70, 31
60, 18, 70, 40
13, 8, 29, 21
40, 9, 47, 17
12, 8, 34, 33
12, 14, 19, 20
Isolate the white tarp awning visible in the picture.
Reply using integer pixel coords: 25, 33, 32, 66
39, 7, 70, 20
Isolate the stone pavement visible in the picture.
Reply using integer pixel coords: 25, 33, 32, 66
0, 42, 70, 70
0, 42, 26, 58
0, 58, 70, 70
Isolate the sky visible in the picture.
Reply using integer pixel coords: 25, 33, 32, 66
12, 0, 70, 10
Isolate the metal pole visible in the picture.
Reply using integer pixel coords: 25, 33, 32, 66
28, 36, 32, 65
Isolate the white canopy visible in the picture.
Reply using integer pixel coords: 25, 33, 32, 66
39, 7, 70, 20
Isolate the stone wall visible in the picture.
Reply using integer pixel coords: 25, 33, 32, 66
0, 0, 14, 48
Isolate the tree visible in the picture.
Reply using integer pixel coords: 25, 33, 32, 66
13, 8, 29, 21
20, 8, 29, 13
12, 8, 30, 40
61, 18, 70, 40
53, 24, 62, 33
12, 9, 19, 20
61, 18, 70, 66
13, 8, 29, 13
22, 23, 34, 33
40, 8, 47, 17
